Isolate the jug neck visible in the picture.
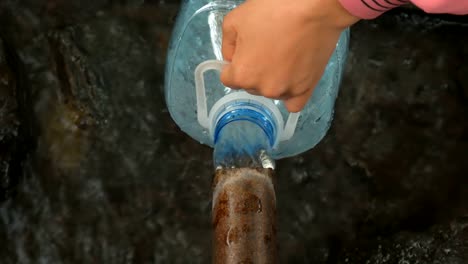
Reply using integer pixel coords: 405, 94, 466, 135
213, 107, 276, 169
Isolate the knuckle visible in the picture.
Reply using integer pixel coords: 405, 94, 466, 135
259, 81, 287, 99
221, 65, 248, 89
234, 66, 255, 88
261, 88, 283, 99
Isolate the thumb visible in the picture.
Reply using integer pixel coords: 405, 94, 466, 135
221, 13, 237, 62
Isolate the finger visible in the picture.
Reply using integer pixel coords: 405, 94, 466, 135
245, 88, 261, 96
221, 61, 258, 90
222, 13, 237, 62
220, 62, 238, 89
283, 89, 314, 113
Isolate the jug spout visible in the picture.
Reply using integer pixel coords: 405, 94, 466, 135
213, 118, 275, 169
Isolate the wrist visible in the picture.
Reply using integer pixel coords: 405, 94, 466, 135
338, 0, 408, 20
330, 0, 361, 28
301, 0, 361, 29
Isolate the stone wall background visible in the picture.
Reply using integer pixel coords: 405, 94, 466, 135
0, 1, 467, 263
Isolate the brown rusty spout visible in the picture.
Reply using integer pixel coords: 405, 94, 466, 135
212, 168, 278, 264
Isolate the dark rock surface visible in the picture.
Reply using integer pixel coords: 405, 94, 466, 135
0, 38, 21, 202
0, 1, 466, 263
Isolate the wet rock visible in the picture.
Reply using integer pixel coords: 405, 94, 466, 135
0, 2, 213, 264
276, 10, 468, 263
339, 216, 468, 264
0, 38, 20, 202
335, 9, 468, 233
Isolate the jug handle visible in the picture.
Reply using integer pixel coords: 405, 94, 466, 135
195, 60, 299, 141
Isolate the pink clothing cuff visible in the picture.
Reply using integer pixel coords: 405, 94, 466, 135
410, 0, 468, 15
338, 0, 409, 19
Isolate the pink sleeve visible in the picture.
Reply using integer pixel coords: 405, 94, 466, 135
411, 0, 468, 15
338, 0, 468, 19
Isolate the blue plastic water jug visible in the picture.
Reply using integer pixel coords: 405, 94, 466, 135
165, 0, 349, 168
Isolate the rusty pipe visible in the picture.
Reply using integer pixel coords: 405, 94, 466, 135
212, 168, 278, 264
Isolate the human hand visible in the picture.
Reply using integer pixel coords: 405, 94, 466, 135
220, 0, 359, 112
